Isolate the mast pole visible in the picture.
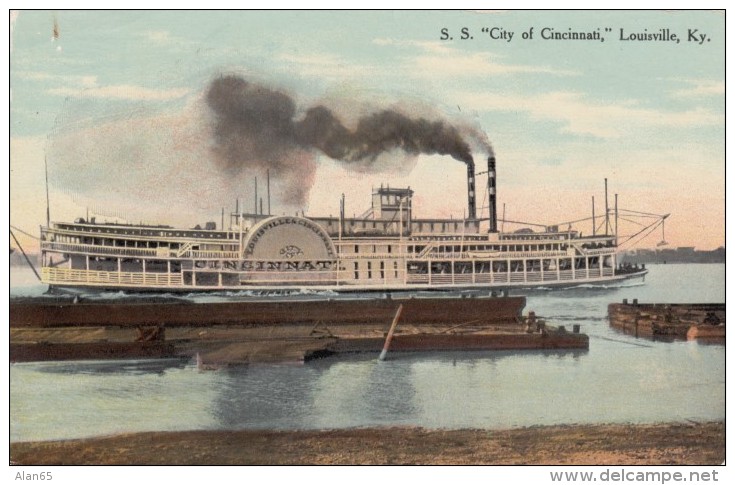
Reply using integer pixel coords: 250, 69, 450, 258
604, 178, 609, 236
592, 196, 596, 236
501, 203, 506, 233
239, 200, 244, 257
44, 156, 50, 227
339, 193, 344, 242
615, 193, 619, 247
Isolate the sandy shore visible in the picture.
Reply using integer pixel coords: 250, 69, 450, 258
10, 421, 724, 465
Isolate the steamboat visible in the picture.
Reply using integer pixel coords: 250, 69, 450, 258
39, 156, 655, 293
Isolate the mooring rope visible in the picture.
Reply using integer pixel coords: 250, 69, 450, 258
10, 229, 41, 281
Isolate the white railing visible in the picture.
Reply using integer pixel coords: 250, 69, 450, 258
583, 248, 616, 255
48, 225, 239, 241
43, 241, 241, 261
474, 274, 492, 284
509, 273, 525, 283
41, 261, 620, 289
181, 250, 241, 259
42, 267, 183, 287
493, 274, 510, 283
406, 274, 430, 284
466, 250, 567, 259
42, 241, 158, 257
526, 272, 542, 282
235, 266, 352, 285
414, 250, 568, 260
338, 253, 404, 260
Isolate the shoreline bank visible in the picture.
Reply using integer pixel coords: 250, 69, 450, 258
10, 421, 724, 465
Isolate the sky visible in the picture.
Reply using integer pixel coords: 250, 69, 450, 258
8, 10, 725, 251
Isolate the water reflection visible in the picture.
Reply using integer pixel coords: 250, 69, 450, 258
27, 358, 189, 376
211, 364, 322, 429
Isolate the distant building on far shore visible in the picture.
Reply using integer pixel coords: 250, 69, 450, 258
621, 247, 725, 264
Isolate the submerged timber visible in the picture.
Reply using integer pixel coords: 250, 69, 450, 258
39, 155, 648, 293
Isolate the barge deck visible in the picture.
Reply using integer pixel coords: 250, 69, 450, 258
10, 295, 589, 364
608, 300, 725, 342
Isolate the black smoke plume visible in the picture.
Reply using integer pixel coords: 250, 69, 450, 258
206, 74, 490, 204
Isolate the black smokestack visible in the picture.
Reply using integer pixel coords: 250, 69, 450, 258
467, 160, 476, 220
206, 74, 487, 204
487, 156, 497, 232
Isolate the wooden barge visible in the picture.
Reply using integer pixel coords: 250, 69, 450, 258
608, 300, 725, 342
10, 295, 589, 364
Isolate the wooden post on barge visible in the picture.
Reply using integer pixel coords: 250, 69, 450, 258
379, 304, 404, 361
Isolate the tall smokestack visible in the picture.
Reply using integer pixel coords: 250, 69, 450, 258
467, 161, 476, 220
487, 156, 497, 232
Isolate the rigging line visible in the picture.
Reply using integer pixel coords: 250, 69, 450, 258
595, 219, 606, 234
619, 219, 661, 246
9, 225, 41, 240
618, 219, 663, 248
497, 218, 548, 228
617, 216, 646, 227
616, 212, 661, 219
10, 229, 42, 281
555, 215, 595, 226
629, 222, 664, 248
479, 182, 488, 223
616, 208, 665, 217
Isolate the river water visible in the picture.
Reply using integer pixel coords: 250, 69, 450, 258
9, 264, 725, 442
